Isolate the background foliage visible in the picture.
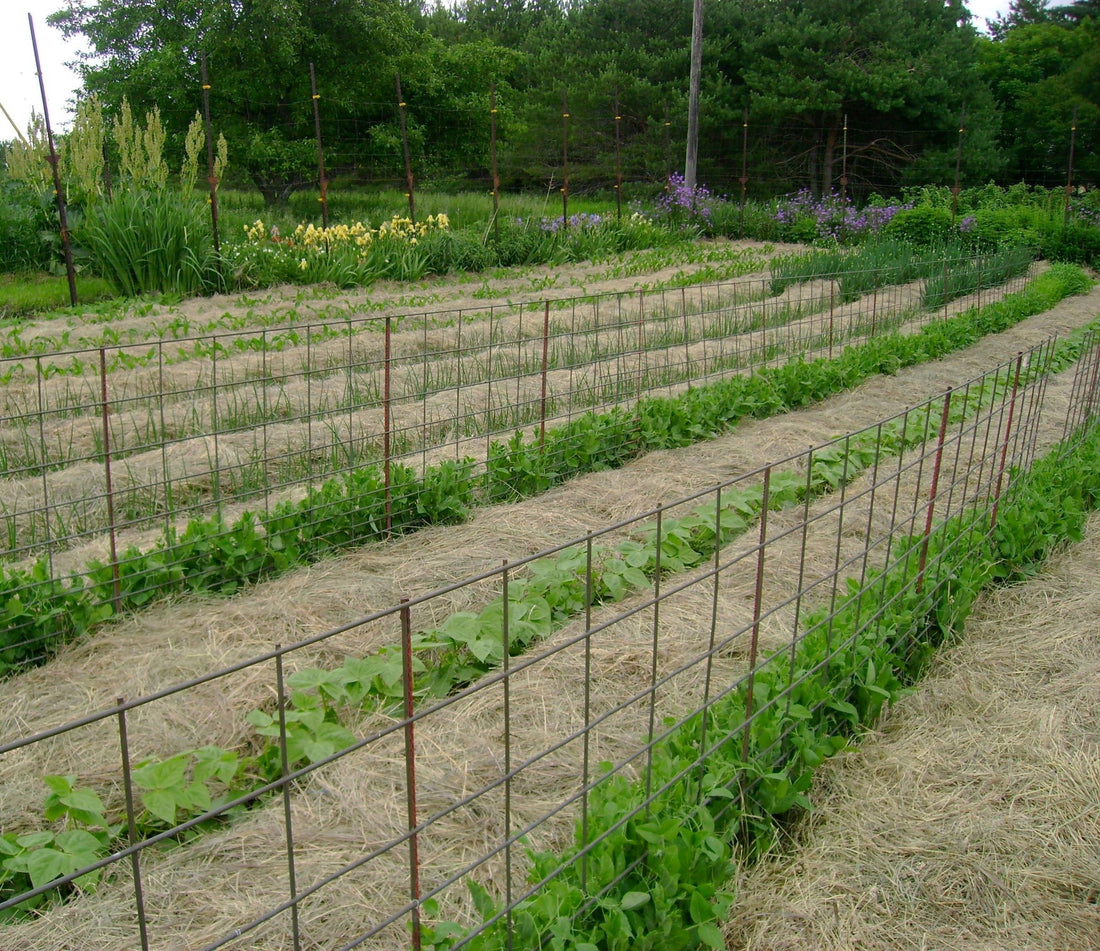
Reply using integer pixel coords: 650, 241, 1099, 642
9, 0, 1090, 200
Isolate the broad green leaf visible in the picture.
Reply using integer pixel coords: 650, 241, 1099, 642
697, 920, 726, 949
467, 879, 497, 921
54, 829, 104, 861
25, 847, 81, 890
689, 888, 713, 924
59, 787, 107, 822
141, 789, 179, 826
131, 754, 189, 792
42, 775, 76, 796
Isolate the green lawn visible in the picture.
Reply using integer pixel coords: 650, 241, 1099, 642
0, 272, 116, 318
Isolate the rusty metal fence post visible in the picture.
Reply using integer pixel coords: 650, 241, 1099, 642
385, 315, 393, 536
200, 53, 222, 256
500, 563, 514, 947
396, 73, 416, 223
741, 466, 771, 763
28, 15, 77, 307
100, 348, 122, 613
990, 353, 1024, 532
540, 301, 551, 448
490, 83, 501, 243
917, 389, 953, 594
116, 698, 151, 951
561, 92, 570, 227
400, 602, 423, 951
310, 63, 329, 230
274, 649, 303, 951
614, 88, 623, 220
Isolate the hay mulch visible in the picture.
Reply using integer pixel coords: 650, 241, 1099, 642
2, 281, 1099, 949
725, 510, 1100, 951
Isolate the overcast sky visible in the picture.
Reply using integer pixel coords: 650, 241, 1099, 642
1, 0, 1012, 141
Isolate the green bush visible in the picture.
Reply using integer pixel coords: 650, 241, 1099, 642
0, 182, 58, 272
968, 206, 1043, 254
882, 206, 955, 248
1038, 221, 1100, 267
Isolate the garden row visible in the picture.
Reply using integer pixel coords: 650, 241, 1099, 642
423, 385, 1100, 951
0, 264, 1088, 677
3, 299, 1097, 941
0, 325, 1067, 918
0, 248, 1031, 565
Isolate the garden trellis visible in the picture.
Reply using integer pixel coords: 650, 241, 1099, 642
0, 252, 1033, 668
0, 314, 1098, 947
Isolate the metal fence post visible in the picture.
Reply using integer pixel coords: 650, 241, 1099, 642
917, 389, 953, 594
741, 467, 771, 763
310, 62, 329, 229
400, 602, 423, 951
116, 698, 150, 951
200, 53, 222, 256
990, 353, 1023, 532
385, 315, 393, 536
100, 348, 121, 613
540, 301, 551, 448
501, 564, 514, 948
644, 507, 663, 817
274, 649, 302, 951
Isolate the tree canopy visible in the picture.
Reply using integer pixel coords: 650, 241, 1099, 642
44, 0, 1099, 201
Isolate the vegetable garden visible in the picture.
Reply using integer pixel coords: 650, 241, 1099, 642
0, 245, 1098, 950
0, 245, 1035, 671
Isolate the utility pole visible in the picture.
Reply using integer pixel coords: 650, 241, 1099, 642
685, 0, 703, 189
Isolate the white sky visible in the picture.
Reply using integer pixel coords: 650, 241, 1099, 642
1, 0, 1012, 142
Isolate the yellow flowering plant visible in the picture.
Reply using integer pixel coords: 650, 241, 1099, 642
232, 214, 450, 287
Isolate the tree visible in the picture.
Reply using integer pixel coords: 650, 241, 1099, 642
734, 0, 995, 195
50, 0, 504, 202
986, 0, 1058, 39
977, 17, 1100, 183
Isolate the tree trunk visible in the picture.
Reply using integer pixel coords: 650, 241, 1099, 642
822, 115, 840, 194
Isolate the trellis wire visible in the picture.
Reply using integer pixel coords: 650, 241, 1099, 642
0, 333, 1096, 950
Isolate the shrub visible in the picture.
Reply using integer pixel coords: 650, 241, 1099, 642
0, 182, 59, 272
82, 190, 220, 296
1038, 221, 1100, 267
881, 206, 955, 248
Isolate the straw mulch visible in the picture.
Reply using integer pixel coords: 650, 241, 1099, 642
725, 510, 1100, 951
1, 282, 1098, 949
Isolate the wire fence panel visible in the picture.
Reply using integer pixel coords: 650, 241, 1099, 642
0, 325, 1096, 948
0, 254, 1025, 560
0, 254, 1037, 669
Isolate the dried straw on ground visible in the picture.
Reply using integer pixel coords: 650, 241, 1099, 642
725, 510, 1100, 951
1, 281, 1098, 948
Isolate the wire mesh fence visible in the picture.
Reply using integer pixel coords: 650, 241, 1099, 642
0, 320, 1097, 948
0, 253, 1033, 669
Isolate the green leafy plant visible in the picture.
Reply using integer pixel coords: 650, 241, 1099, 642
81, 190, 222, 297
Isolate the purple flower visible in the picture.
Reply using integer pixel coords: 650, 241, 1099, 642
774, 189, 912, 242
646, 172, 726, 232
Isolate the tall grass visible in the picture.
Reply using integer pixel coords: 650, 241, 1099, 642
922, 244, 1034, 309
82, 191, 221, 297
767, 239, 1030, 303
